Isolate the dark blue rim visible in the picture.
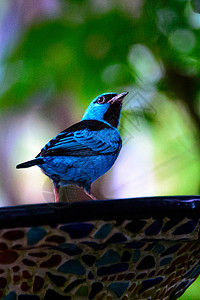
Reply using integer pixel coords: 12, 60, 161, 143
0, 196, 200, 229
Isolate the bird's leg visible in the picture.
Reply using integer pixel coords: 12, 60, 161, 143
53, 183, 60, 203
84, 190, 97, 200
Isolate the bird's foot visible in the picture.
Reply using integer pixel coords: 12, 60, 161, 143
85, 190, 97, 200
53, 184, 60, 203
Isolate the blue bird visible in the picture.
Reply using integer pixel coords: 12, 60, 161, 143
16, 92, 128, 202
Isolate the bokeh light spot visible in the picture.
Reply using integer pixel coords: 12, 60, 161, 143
169, 29, 196, 54
128, 44, 163, 85
85, 34, 110, 59
157, 9, 178, 35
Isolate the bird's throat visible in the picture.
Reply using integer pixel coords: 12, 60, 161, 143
103, 102, 122, 128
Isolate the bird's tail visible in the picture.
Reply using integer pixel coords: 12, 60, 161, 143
16, 157, 44, 169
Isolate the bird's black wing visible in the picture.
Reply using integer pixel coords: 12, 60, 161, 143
37, 120, 121, 157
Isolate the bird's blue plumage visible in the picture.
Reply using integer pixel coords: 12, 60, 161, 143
16, 92, 128, 201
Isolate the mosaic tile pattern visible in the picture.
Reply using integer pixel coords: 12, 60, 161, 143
0, 216, 200, 299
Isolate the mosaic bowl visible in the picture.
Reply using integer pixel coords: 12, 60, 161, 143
0, 195, 200, 299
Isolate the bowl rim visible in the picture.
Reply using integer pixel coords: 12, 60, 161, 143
0, 195, 200, 229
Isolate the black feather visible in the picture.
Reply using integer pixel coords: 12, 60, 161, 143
37, 120, 111, 157
16, 158, 44, 169
103, 102, 122, 128
61, 120, 110, 132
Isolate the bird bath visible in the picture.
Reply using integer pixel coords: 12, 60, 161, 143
0, 196, 200, 299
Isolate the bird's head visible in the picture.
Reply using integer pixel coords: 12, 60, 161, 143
81, 92, 128, 128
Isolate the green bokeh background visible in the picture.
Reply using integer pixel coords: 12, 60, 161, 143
0, 0, 199, 298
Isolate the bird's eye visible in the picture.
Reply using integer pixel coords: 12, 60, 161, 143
97, 96, 104, 104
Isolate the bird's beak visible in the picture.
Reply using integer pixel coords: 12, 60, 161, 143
108, 92, 129, 104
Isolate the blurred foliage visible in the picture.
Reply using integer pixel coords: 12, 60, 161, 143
0, 0, 200, 297
0, 0, 200, 118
